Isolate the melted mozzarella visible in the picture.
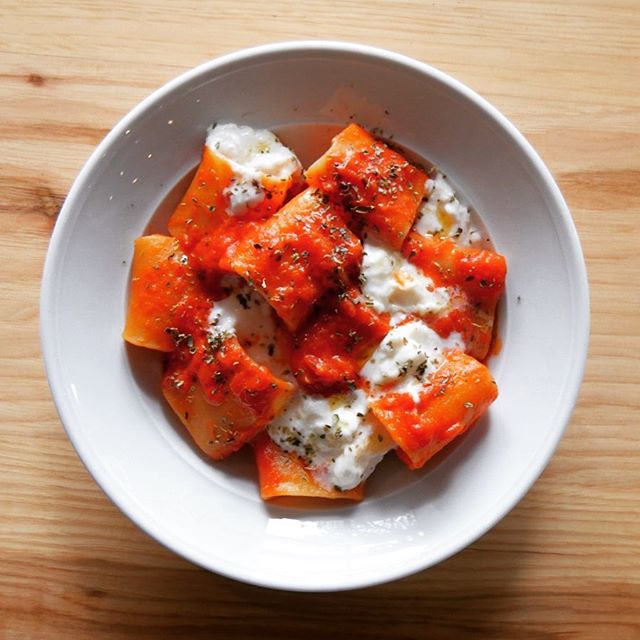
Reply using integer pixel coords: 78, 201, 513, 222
208, 284, 287, 375
268, 391, 391, 491
361, 320, 464, 400
361, 234, 450, 322
416, 172, 482, 246
206, 123, 302, 216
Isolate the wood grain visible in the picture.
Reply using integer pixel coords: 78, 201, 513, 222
1, 0, 639, 638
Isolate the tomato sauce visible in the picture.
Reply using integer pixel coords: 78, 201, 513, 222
226, 189, 362, 331
290, 289, 390, 394
306, 123, 428, 249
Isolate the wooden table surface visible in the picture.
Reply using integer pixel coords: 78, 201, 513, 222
2, 1, 639, 638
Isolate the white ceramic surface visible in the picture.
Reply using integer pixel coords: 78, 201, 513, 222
40, 41, 589, 591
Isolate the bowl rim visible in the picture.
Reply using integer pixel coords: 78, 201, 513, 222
40, 40, 590, 591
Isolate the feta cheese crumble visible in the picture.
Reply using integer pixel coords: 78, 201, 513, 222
206, 123, 302, 216
268, 391, 392, 491
361, 233, 450, 322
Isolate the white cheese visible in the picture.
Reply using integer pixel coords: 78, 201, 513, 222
206, 123, 302, 216
416, 172, 482, 246
208, 284, 286, 375
360, 233, 450, 322
267, 391, 391, 491
361, 320, 464, 401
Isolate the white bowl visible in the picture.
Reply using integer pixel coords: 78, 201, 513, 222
40, 41, 589, 591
